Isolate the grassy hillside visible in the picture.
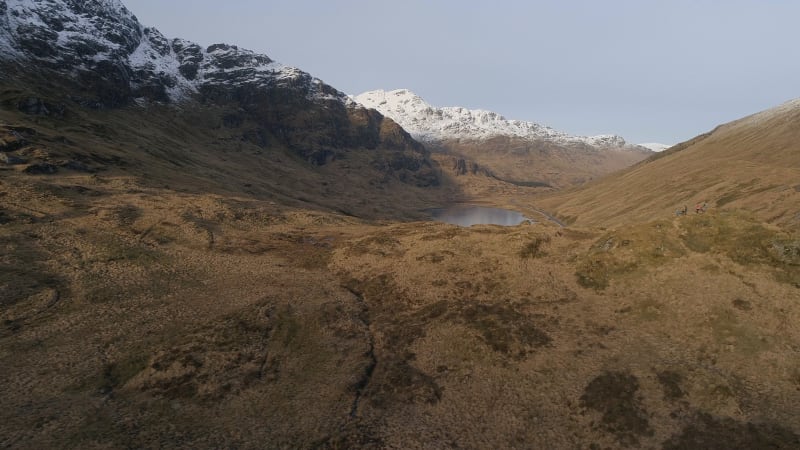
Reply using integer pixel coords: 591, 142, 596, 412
429, 136, 652, 188
0, 83, 451, 221
536, 100, 800, 229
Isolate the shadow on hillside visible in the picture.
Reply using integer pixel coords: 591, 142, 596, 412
0, 83, 472, 222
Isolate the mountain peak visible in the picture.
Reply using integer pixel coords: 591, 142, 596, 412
353, 89, 630, 148
1, 0, 351, 107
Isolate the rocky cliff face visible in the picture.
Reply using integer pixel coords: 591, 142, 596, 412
0, 0, 436, 183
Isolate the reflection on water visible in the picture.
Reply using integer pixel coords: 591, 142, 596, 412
429, 205, 530, 227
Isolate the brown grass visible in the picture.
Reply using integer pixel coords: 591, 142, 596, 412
537, 104, 800, 229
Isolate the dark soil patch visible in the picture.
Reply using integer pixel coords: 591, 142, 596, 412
316, 421, 384, 449
662, 412, 800, 450
581, 371, 653, 447
416, 250, 454, 263
23, 163, 58, 174
366, 357, 442, 408
732, 298, 753, 311
128, 305, 276, 400
656, 370, 685, 400
455, 303, 551, 359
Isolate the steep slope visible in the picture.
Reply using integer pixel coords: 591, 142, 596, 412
0, 0, 440, 200
355, 89, 653, 188
537, 99, 800, 228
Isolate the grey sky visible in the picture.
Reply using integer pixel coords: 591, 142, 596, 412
123, 0, 800, 144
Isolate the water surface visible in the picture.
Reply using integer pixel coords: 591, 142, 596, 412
429, 205, 529, 227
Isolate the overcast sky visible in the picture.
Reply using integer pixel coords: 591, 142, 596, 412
123, 0, 799, 144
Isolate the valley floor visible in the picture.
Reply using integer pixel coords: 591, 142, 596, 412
2, 170, 800, 449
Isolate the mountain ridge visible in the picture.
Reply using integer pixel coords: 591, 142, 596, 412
353, 89, 653, 188
638, 142, 671, 152
1, 0, 348, 106
354, 88, 655, 188
354, 88, 641, 149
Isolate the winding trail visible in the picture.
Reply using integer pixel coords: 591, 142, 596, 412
530, 207, 566, 227
508, 198, 566, 227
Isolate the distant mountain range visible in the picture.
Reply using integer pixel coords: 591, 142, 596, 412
353, 89, 631, 147
639, 143, 672, 152
354, 89, 654, 188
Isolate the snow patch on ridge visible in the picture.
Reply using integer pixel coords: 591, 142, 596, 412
353, 89, 630, 147
739, 98, 800, 127
638, 143, 671, 152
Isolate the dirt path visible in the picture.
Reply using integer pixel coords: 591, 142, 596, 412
507, 198, 566, 227
531, 207, 566, 227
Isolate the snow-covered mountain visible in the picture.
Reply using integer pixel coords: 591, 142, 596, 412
638, 143, 672, 152
353, 89, 634, 148
0, 0, 351, 106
